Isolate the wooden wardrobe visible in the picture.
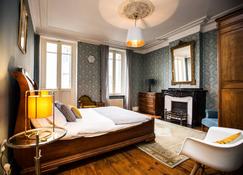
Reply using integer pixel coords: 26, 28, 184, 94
217, 9, 243, 129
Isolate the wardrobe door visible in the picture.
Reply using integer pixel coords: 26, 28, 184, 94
217, 9, 243, 129
221, 89, 243, 129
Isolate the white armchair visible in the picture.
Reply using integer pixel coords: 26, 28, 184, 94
179, 127, 243, 175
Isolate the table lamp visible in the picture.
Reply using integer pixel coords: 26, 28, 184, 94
6, 89, 66, 175
25, 90, 55, 134
25, 90, 55, 175
146, 79, 156, 92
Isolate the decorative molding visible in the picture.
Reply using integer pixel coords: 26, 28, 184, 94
135, 24, 201, 54
29, 0, 242, 54
28, 0, 40, 32
201, 21, 217, 33
135, 40, 169, 54
157, 16, 207, 41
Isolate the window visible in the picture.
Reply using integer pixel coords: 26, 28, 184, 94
61, 45, 72, 89
108, 49, 126, 95
43, 40, 73, 89
46, 42, 57, 89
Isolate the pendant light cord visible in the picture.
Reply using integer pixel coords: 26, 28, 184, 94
134, 14, 138, 27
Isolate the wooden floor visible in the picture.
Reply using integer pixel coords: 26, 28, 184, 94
54, 145, 242, 175
53, 116, 242, 175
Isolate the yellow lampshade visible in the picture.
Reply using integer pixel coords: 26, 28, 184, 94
28, 91, 53, 119
127, 40, 145, 47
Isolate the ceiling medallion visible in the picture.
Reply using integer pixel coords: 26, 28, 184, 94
120, 0, 154, 48
119, 0, 155, 20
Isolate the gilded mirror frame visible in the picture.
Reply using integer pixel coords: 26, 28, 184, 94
171, 41, 196, 85
18, 0, 28, 54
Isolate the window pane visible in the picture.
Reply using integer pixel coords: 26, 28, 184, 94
115, 53, 122, 94
108, 53, 113, 94
62, 45, 71, 54
61, 54, 71, 88
46, 42, 57, 53
46, 52, 57, 89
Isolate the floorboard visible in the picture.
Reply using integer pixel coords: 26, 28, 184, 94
53, 117, 242, 175
53, 146, 242, 175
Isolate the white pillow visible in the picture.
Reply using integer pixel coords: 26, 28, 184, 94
31, 118, 52, 128
47, 107, 67, 127
31, 107, 67, 128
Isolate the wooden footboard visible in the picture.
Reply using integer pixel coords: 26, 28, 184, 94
14, 119, 155, 175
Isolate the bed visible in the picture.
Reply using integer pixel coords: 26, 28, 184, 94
11, 68, 155, 175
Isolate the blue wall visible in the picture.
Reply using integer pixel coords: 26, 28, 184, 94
76, 31, 218, 110
130, 52, 145, 106
131, 31, 218, 109
0, 0, 35, 173
143, 47, 170, 91
77, 42, 101, 102
202, 30, 218, 110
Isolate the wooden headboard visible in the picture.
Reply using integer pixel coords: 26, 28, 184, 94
11, 68, 37, 134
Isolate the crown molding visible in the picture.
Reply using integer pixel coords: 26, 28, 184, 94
135, 24, 202, 54
135, 17, 206, 54
157, 16, 207, 41
28, 0, 41, 32
29, 0, 242, 54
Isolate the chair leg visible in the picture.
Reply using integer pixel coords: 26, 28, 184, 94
190, 162, 201, 175
201, 125, 204, 132
200, 165, 205, 175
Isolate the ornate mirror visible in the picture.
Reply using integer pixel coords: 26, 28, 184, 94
171, 41, 196, 85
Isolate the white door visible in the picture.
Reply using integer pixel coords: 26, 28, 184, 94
40, 38, 77, 105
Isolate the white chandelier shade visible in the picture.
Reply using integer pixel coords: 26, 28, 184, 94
126, 26, 145, 47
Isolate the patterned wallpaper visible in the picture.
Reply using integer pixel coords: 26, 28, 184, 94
77, 42, 101, 102
143, 47, 170, 91
131, 52, 145, 106
202, 30, 218, 110
77, 31, 218, 110
131, 31, 218, 110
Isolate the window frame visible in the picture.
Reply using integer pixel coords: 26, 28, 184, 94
108, 48, 126, 96
40, 38, 75, 91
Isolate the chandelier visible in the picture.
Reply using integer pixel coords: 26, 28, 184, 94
120, 0, 155, 48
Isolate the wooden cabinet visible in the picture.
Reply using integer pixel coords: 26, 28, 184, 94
138, 92, 162, 115
217, 9, 243, 129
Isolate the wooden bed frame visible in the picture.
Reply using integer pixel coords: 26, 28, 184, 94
11, 68, 155, 175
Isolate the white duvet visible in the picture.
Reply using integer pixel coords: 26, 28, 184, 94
31, 107, 150, 140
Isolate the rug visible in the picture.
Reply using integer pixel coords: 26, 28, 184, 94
137, 119, 206, 168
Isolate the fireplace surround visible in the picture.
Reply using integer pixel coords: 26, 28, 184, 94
161, 88, 207, 127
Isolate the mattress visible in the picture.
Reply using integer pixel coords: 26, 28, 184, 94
61, 108, 150, 140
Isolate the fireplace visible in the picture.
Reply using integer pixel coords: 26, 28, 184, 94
172, 101, 188, 114
161, 88, 207, 127
164, 101, 189, 126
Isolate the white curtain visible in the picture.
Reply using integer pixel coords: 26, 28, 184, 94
100, 45, 109, 104
125, 49, 133, 110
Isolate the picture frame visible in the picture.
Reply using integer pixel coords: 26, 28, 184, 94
18, 0, 28, 54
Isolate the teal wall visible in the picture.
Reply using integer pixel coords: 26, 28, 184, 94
143, 47, 170, 91
76, 31, 218, 110
130, 52, 145, 106
77, 42, 101, 102
0, 0, 35, 173
131, 30, 218, 110
202, 30, 218, 110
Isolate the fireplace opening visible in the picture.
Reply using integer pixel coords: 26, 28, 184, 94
172, 101, 187, 114
164, 101, 188, 126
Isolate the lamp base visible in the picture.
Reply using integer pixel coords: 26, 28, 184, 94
25, 130, 52, 142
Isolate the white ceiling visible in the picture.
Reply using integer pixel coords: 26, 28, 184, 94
29, 0, 243, 50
